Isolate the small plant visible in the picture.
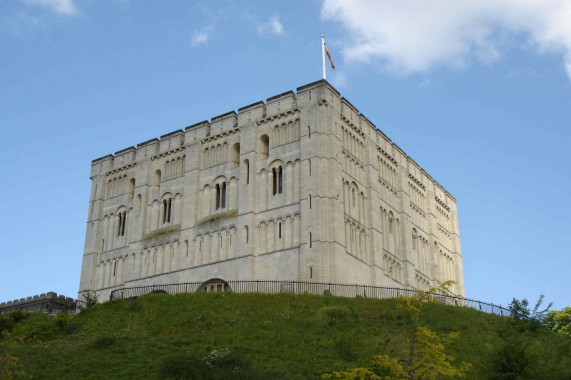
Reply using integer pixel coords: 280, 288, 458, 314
54, 312, 73, 331
82, 292, 98, 309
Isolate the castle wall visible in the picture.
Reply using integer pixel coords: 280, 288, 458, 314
79, 80, 465, 302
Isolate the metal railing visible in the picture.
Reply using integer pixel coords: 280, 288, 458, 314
109, 280, 509, 316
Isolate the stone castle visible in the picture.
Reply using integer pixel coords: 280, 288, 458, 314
79, 80, 465, 302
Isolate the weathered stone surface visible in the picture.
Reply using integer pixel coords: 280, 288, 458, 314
79, 80, 465, 302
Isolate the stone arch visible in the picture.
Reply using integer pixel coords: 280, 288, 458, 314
198, 278, 231, 293
273, 125, 280, 145
259, 134, 269, 156
129, 178, 135, 196
154, 169, 161, 187
242, 159, 250, 184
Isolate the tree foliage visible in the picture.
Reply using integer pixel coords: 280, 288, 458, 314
0, 331, 27, 379
545, 307, 571, 336
508, 295, 552, 331
323, 281, 471, 379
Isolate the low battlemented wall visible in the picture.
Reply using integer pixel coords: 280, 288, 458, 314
0, 292, 76, 314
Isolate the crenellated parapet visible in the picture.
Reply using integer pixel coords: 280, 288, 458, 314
0, 292, 77, 314
80, 78, 465, 302
87, 80, 455, 199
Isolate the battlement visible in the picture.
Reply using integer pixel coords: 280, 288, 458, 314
89, 79, 455, 198
81, 78, 465, 302
0, 292, 76, 314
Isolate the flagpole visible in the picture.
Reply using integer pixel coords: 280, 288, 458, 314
321, 35, 326, 80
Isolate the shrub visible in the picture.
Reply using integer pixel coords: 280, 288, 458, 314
0, 315, 14, 333
491, 335, 529, 379
55, 312, 73, 331
82, 292, 98, 309
12, 313, 60, 341
8, 310, 29, 324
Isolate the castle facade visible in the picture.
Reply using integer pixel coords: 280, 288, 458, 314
79, 80, 465, 301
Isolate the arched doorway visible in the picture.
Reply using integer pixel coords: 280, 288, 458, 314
198, 278, 232, 293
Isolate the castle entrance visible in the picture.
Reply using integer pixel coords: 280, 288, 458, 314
198, 278, 231, 293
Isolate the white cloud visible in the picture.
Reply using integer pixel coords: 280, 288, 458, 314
20, 0, 77, 15
2, 12, 40, 35
331, 71, 348, 88
191, 25, 214, 47
257, 16, 284, 35
321, 0, 571, 81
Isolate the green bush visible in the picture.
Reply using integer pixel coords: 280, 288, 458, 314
55, 312, 72, 331
491, 335, 530, 379
12, 313, 59, 341
0, 315, 14, 333
83, 292, 98, 309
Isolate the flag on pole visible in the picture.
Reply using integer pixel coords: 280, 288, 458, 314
324, 42, 335, 69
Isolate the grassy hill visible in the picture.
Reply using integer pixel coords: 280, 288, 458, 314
2, 292, 570, 379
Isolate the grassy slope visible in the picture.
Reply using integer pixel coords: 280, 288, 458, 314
7, 292, 571, 379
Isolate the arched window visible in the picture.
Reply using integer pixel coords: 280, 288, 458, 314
117, 209, 127, 237
231, 143, 240, 164
129, 178, 135, 196
154, 170, 161, 187
242, 159, 250, 184
260, 134, 269, 156
244, 225, 249, 244
161, 194, 173, 224
221, 182, 226, 208
272, 166, 283, 195
215, 181, 227, 210
412, 228, 417, 250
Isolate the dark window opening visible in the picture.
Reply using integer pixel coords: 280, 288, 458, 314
221, 182, 226, 208
273, 166, 283, 195
162, 198, 172, 223
278, 167, 283, 194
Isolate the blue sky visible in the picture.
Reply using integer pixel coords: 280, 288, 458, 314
0, 0, 569, 310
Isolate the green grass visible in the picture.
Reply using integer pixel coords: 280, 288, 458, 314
3, 292, 570, 379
